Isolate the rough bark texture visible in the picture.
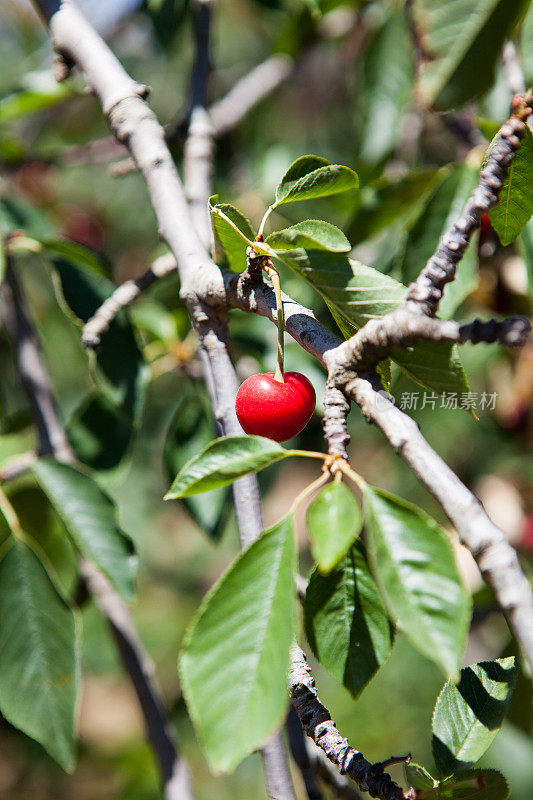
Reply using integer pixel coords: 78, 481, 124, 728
289, 647, 411, 800
405, 110, 531, 316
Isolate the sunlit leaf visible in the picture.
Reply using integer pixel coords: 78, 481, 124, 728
179, 516, 296, 772
404, 762, 438, 790
209, 197, 255, 273
432, 658, 515, 776
43, 240, 107, 276
413, 0, 529, 109
488, 126, 533, 246
358, 9, 415, 163
306, 481, 362, 572
165, 436, 289, 498
364, 486, 471, 678
274, 155, 358, 206
267, 220, 350, 253
0, 75, 73, 123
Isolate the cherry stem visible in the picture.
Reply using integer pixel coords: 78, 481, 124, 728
291, 470, 330, 514
264, 264, 285, 382
212, 207, 255, 249
337, 459, 366, 491
258, 203, 275, 237
287, 449, 328, 460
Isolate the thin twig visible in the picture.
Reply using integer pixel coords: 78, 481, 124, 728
82, 253, 176, 347
406, 102, 532, 316
0, 452, 38, 482
327, 311, 531, 377
79, 560, 194, 799
208, 54, 293, 137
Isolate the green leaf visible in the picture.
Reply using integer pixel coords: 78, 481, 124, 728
488, 126, 533, 246
51, 257, 146, 427
179, 516, 296, 773
274, 156, 358, 206
273, 249, 469, 396
364, 487, 471, 678
413, 0, 529, 109
304, 542, 392, 698
402, 164, 480, 317
404, 762, 438, 790
164, 390, 230, 540
266, 220, 351, 253
0, 541, 79, 770
348, 168, 446, 246
0, 194, 55, 240
43, 240, 107, 276
436, 770, 509, 799
432, 658, 516, 777
165, 436, 289, 499
0, 76, 73, 124
357, 9, 415, 164
477, 117, 500, 142
306, 481, 362, 572
32, 458, 137, 602
209, 197, 255, 273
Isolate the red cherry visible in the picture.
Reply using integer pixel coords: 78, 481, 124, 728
520, 515, 533, 551
479, 212, 493, 244
236, 372, 316, 442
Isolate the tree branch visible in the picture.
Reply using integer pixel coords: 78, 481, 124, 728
223, 271, 533, 676
62, 53, 292, 171
286, 706, 324, 800
327, 311, 531, 377
288, 646, 412, 800
405, 103, 532, 316
0, 257, 194, 800
81, 253, 176, 347
79, 560, 194, 799
208, 54, 293, 137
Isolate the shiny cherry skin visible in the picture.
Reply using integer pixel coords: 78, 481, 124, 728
479, 212, 493, 245
236, 372, 316, 442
